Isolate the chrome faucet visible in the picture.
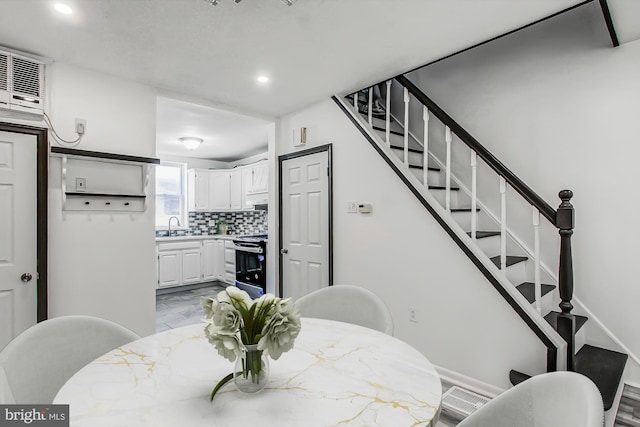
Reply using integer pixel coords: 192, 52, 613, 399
168, 216, 181, 237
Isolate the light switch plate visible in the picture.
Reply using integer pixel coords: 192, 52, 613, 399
347, 201, 358, 213
75, 177, 86, 192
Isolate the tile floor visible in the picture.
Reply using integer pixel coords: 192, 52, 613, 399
156, 282, 226, 332
155, 282, 460, 426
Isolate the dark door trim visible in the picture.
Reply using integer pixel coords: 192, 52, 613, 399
0, 122, 48, 322
278, 144, 333, 297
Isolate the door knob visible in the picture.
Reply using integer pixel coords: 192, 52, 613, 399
280, 248, 288, 255
21, 273, 33, 283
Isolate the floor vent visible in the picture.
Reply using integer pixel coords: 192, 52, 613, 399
441, 386, 491, 419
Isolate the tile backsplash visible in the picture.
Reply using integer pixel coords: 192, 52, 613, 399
156, 211, 268, 237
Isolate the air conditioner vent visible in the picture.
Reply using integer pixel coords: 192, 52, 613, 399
0, 52, 7, 91
11, 56, 41, 97
441, 386, 491, 419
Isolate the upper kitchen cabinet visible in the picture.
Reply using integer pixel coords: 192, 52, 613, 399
188, 162, 267, 212
242, 161, 269, 209
187, 169, 209, 211
209, 169, 242, 211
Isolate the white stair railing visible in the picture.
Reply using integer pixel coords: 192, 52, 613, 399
471, 150, 477, 240
403, 88, 410, 165
385, 80, 392, 147
353, 92, 358, 110
500, 176, 507, 272
445, 126, 452, 212
423, 106, 430, 187
368, 86, 373, 126
533, 207, 542, 314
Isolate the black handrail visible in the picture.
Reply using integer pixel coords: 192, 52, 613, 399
395, 75, 557, 226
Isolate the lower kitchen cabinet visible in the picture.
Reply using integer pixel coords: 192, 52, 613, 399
157, 238, 233, 288
157, 241, 202, 288
224, 240, 236, 285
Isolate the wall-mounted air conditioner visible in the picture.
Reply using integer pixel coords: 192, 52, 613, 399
0, 48, 45, 120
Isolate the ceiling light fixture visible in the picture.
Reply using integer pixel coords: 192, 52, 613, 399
257, 76, 269, 84
54, 3, 73, 14
180, 137, 203, 150
204, 0, 296, 6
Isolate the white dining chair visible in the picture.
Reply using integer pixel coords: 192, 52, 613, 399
0, 315, 141, 404
295, 285, 394, 335
456, 371, 604, 427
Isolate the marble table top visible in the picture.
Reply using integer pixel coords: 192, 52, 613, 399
54, 318, 442, 426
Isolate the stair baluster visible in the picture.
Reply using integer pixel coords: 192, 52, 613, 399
353, 91, 358, 110
385, 80, 392, 147
556, 189, 576, 370
471, 150, 477, 240
403, 87, 410, 165
500, 177, 507, 271
423, 106, 429, 186
533, 207, 542, 314
368, 86, 373, 126
445, 126, 452, 212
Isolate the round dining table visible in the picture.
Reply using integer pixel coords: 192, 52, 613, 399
54, 318, 442, 426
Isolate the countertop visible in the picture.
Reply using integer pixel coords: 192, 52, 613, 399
155, 235, 239, 242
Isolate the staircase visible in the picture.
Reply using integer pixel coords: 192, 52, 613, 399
335, 76, 628, 412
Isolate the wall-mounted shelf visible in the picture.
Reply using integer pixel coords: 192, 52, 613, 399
50, 146, 159, 212
51, 146, 160, 165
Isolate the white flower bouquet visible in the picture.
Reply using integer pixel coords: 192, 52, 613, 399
201, 286, 301, 400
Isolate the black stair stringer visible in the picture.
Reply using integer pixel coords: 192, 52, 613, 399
333, 95, 559, 371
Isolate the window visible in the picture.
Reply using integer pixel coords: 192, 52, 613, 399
155, 162, 187, 228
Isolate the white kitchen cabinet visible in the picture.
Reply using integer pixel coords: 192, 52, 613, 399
224, 240, 236, 284
243, 161, 269, 209
158, 251, 181, 288
213, 239, 226, 281
182, 249, 202, 284
157, 241, 202, 288
187, 169, 209, 211
241, 167, 254, 210
252, 161, 269, 194
230, 169, 242, 210
202, 240, 217, 281
209, 171, 231, 211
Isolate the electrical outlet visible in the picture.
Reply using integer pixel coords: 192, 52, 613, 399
75, 118, 86, 135
409, 306, 418, 323
347, 201, 358, 213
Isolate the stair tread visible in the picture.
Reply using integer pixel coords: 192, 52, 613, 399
544, 311, 588, 333
450, 207, 481, 213
429, 185, 460, 191
390, 145, 426, 155
467, 231, 501, 239
408, 164, 441, 172
575, 344, 628, 410
372, 125, 403, 137
516, 282, 556, 304
490, 255, 528, 268
509, 370, 531, 386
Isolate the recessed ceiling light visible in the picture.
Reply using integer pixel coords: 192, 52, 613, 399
257, 76, 269, 84
54, 3, 73, 14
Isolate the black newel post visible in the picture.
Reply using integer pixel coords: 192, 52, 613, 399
556, 189, 576, 370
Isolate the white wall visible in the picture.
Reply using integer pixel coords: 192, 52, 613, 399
406, 3, 640, 371
158, 154, 228, 170
275, 99, 553, 389
47, 62, 157, 336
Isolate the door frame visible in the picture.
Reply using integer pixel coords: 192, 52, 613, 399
0, 122, 48, 322
278, 144, 333, 297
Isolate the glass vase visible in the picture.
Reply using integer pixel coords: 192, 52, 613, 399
234, 344, 269, 394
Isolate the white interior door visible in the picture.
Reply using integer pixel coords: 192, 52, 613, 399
281, 150, 329, 300
0, 130, 37, 350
